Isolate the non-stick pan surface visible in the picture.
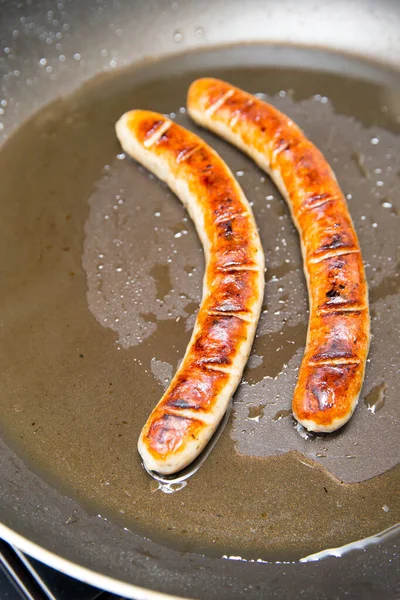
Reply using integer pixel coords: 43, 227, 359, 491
0, 1, 399, 598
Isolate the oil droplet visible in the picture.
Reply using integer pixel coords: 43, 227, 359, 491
364, 382, 387, 413
370, 137, 379, 145
173, 30, 183, 43
247, 405, 265, 422
380, 197, 399, 215
272, 409, 291, 422
195, 27, 204, 38
381, 198, 392, 208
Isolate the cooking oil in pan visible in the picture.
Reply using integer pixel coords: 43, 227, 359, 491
0, 45, 399, 561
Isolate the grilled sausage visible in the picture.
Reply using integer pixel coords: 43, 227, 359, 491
116, 110, 265, 474
187, 78, 370, 433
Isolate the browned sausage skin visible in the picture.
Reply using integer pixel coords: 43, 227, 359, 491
116, 110, 264, 473
187, 78, 370, 433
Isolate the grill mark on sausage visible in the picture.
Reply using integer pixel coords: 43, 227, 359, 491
214, 210, 249, 224
319, 233, 347, 252
299, 192, 342, 213
176, 144, 201, 163
309, 248, 360, 264
216, 265, 261, 273
207, 309, 252, 322
198, 362, 233, 373
205, 89, 235, 117
229, 99, 255, 127
308, 358, 361, 366
317, 306, 367, 315
272, 135, 300, 159
143, 120, 172, 148
164, 409, 216, 425
166, 398, 201, 410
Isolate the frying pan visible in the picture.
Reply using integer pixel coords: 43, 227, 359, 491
0, 0, 399, 598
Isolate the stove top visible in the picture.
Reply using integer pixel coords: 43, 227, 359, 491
0, 539, 131, 600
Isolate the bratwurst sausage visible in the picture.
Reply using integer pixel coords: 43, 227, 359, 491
116, 110, 264, 474
187, 78, 370, 433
